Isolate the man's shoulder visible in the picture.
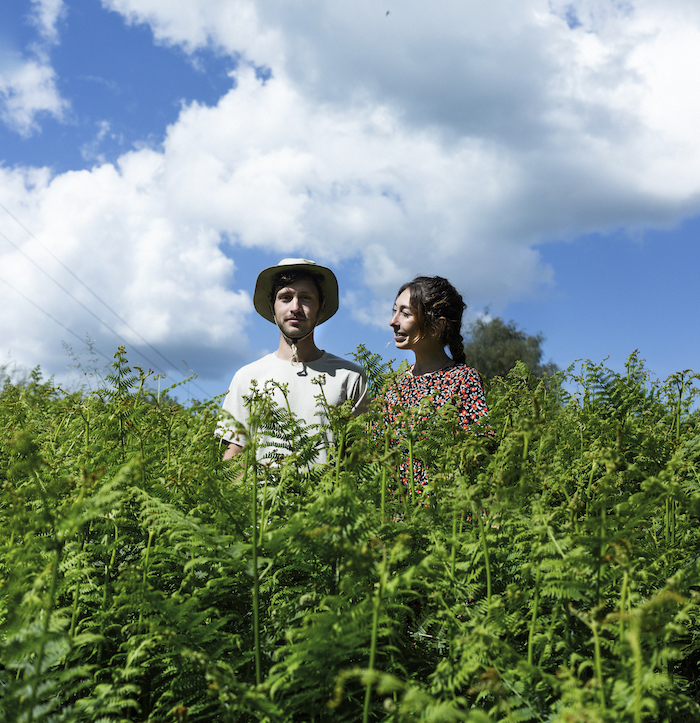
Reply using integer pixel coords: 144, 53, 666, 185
314, 352, 365, 377
231, 353, 281, 381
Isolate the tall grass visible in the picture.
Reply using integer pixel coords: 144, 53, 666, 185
0, 347, 699, 722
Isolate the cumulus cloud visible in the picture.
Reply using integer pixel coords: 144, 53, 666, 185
0, 0, 68, 136
0, 56, 67, 136
29, 0, 66, 44
100, 0, 700, 206
4, 0, 700, 388
0, 154, 251, 382
0, 65, 525, 381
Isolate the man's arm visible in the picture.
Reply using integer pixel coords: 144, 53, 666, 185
218, 369, 249, 461
351, 372, 369, 415
223, 441, 244, 460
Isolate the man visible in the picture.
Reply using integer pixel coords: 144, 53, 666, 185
217, 258, 368, 463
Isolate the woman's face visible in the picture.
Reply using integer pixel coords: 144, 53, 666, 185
389, 289, 441, 352
389, 288, 423, 351
390, 288, 445, 356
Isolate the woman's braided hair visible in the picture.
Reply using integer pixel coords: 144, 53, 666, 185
398, 276, 467, 364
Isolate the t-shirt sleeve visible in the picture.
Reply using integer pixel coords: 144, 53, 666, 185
350, 371, 369, 416
458, 367, 488, 428
215, 373, 249, 446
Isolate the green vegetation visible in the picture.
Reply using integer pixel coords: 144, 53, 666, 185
1, 346, 700, 722
463, 316, 558, 382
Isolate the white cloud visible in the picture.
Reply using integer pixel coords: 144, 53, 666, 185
4, 0, 700, 387
0, 56, 68, 136
98, 1, 700, 215
29, 0, 66, 44
101, 0, 281, 64
0, 0, 68, 136
0, 155, 252, 383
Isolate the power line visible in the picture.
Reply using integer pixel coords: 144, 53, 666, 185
0, 274, 111, 362
0, 201, 188, 374
0, 228, 168, 375
0, 204, 211, 398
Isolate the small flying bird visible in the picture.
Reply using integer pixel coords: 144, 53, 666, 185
386, 10, 390, 15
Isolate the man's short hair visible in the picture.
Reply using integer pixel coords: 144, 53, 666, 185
270, 270, 325, 308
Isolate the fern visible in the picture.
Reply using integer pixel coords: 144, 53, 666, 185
1, 349, 700, 721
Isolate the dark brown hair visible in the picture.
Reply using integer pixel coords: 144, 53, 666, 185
270, 270, 325, 307
397, 276, 467, 364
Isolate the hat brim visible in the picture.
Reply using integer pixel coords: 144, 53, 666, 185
253, 259, 339, 325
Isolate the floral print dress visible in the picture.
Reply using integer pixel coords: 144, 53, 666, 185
382, 364, 489, 488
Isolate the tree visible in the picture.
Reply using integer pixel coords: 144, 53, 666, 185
463, 316, 558, 382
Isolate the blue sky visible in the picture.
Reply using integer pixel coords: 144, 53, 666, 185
1, 0, 698, 400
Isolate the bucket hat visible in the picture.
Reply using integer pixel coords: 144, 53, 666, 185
253, 258, 339, 325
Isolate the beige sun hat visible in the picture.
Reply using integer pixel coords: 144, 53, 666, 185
253, 258, 339, 325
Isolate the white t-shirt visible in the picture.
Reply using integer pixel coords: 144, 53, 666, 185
216, 351, 368, 464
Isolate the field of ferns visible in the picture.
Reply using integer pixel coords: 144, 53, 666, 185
1, 346, 699, 723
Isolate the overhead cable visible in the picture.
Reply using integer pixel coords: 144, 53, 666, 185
0, 274, 111, 362
0, 204, 211, 398
0, 202, 185, 374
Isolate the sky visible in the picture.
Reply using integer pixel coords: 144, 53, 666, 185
1, 0, 699, 401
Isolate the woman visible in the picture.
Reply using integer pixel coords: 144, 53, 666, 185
382, 276, 488, 489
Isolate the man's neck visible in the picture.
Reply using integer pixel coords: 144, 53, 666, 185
275, 334, 324, 362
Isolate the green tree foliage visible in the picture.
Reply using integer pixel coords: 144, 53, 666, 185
1, 347, 699, 722
463, 315, 558, 381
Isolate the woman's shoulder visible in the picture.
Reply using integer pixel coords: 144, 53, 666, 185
382, 363, 482, 392
435, 363, 481, 378
445, 364, 486, 390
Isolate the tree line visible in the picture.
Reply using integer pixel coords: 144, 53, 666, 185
463, 314, 557, 383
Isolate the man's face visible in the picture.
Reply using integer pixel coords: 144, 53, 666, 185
273, 279, 322, 339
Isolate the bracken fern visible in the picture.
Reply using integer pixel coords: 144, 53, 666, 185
0, 348, 699, 722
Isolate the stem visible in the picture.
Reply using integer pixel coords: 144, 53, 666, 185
31, 539, 63, 715
618, 568, 629, 643
138, 528, 155, 627
671, 500, 678, 547
102, 525, 118, 612
595, 494, 606, 604
527, 566, 541, 666
450, 507, 458, 580
250, 444, 262, 686
133, 376, 145, 409
674, 378, 683, 442
98, 524, 118, 665
166, 417, 171, 473
380, 432, 388, 523
258, 466, 269, 546
67, 534, 86, 651
629, 617, 642, 723
591, 618, 607, 711
585, 463, 597, 522
408, 436, 416, 503
335, 426, 346, 487
522, 432, 529, 466
401, 481, 410, 520
538, 607, 558, 667
472, 502, 491, 605
363, 545, 387, 723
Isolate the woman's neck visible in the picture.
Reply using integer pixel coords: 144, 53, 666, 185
411, 346, 453, 376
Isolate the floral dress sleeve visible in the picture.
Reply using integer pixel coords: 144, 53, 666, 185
456, 366, 488, 429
